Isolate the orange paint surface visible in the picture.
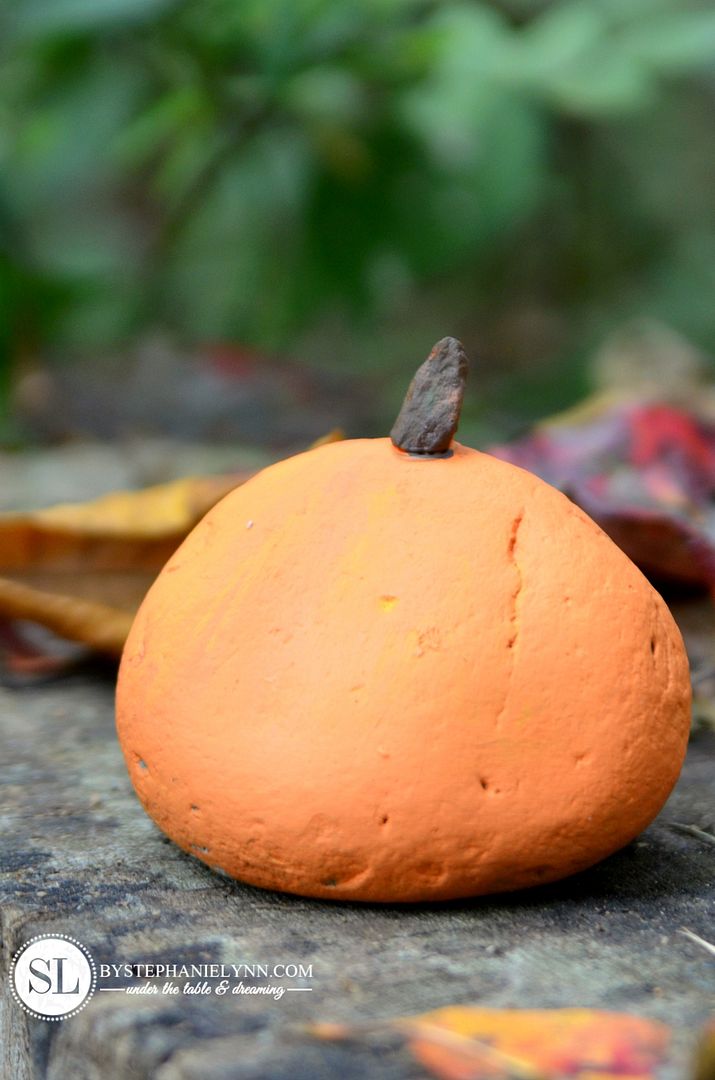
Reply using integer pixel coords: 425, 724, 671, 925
116, 439, 691, 901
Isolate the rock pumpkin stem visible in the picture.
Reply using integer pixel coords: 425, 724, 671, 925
390, 336, 469, 455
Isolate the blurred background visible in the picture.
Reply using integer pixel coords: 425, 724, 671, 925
3, 0, 715, 487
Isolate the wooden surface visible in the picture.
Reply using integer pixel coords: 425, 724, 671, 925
1, 655, 714, 1079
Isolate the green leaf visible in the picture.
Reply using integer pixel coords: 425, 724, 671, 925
543, 50, 655, 116
25, 206, 140, 278
394, 94, 546, 276
114, 88, 210, 168
11, 0, 179, 39
161, 129, 313, 341
515, 1, 607, 82
8, 59, 147, 206
620, 12, 715, 72
399, 5, 514, 167
283, 66, 366, 127
152, 126, 229, 209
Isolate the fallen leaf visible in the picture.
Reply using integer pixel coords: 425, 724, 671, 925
489, 401, 715, 590
307, 427, 345, 448
405, 1007, 669, 1080
489, 397, 715, 724
692, 1017, 715, 1080
0, 431, 345, 664
310, 1006, 670, 1080
0, 472, 249, 658
0, 619, 89, 686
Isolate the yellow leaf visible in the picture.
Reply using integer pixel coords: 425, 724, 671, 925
0, 472, 250, 656
0, 431, 344, 659
308, 427, 345, 448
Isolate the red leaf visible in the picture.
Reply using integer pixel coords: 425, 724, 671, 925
489, 401, 715, 589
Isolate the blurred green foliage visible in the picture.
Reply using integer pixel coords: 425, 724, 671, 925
2, 0, 715, 375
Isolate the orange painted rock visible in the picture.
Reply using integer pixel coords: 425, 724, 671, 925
116, 339, 691, 902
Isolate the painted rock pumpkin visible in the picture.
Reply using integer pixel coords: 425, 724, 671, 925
116, 338, 691, 902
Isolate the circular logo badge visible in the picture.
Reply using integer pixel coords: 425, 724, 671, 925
10, 934, 97, 1021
